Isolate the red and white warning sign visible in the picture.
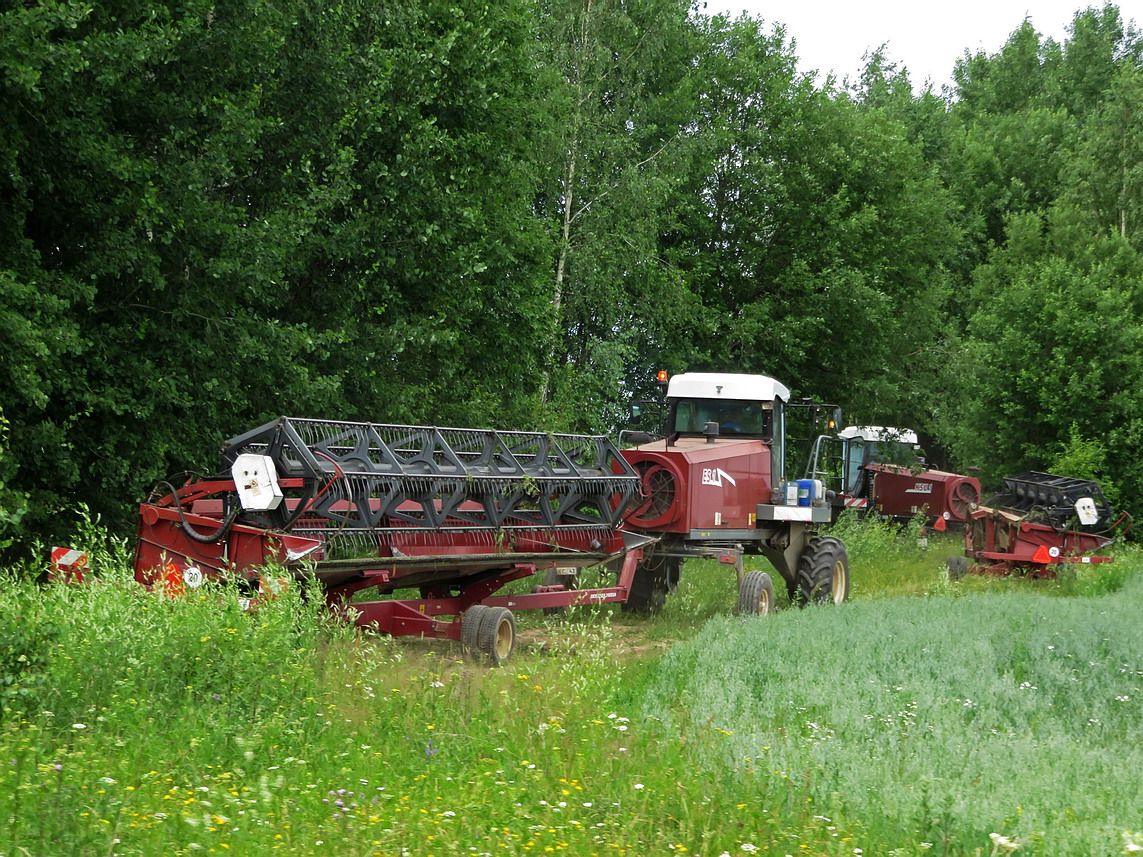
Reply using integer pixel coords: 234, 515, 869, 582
49, 547, 89, 583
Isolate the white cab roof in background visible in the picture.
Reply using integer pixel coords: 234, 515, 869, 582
666, 373, 791, 402
838, 425, 919, 444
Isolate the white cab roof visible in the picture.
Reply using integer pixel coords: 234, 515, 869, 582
838, 425, 919, 444
666, 373, 790, 402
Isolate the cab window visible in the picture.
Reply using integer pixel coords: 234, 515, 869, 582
671, 399, 770, 437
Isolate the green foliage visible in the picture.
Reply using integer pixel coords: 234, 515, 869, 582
0, 411, 27, 551
1049, 424, 1122, 508
0, 590, 57, 718
3, 0, 1143, 557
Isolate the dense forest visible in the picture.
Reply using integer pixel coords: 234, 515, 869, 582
2, 0, 1142, 552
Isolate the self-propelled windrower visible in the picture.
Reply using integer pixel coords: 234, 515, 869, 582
134, 374, 851, 663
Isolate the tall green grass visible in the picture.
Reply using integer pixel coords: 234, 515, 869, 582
0, 514, 1139, 856
641, 573, 1143, 855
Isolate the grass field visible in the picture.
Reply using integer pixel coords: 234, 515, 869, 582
1, 516, 1140, 856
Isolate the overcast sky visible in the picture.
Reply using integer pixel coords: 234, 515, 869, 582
696, 1, 1142, 91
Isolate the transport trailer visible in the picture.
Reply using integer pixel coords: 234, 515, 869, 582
134, 417, 649, 663
946, 472, 1129, 580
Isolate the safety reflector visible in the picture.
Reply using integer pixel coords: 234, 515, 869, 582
1032, 545, 1053, 564
49, 547, 89, 583
932, 517, 947, 532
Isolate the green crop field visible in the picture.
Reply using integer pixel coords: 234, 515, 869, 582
1, 516, 1140, 857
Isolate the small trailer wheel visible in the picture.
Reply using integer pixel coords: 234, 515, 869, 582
946, 555, 969, 582
476, 607, 516, 665
736, 570, 775, 616
460, 605, 490, 651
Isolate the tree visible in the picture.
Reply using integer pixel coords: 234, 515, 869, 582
0, 0, 553, 550
530, 0, 701, 431
666, 15, 960, 422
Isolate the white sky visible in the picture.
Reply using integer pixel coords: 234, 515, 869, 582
696, 0, 1143, 91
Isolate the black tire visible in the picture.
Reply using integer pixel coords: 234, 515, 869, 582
736, 570, 775, 616
542, 567, 577, 617
476, 606, 516, 665
795, 536, 850, 605
946, 555, 969, 581
621, 555, 679, 614
460, 605, 489, 651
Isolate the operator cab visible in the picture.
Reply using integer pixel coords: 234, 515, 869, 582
836, 425, 920, 495
665, 372, 789, 482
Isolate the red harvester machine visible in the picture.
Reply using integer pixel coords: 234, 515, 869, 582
805, 426, 981, 529
615, 372, 850, 613
135, 373, 853, 662
946, 472, 1129, 579
136, 417, 651, 663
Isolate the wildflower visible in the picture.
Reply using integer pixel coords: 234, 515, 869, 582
72, 723, 87, 730
989, 832, 1020, 853
742, 845, 758, 853
633, 783, 644, 790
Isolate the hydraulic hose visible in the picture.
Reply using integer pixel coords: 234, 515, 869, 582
159, 480, 241, 544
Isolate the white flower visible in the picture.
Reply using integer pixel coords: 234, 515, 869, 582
72, 723, 87, 730
633, 783, 645, 790
742, 845, 759, 853
989, 832, 1020, 852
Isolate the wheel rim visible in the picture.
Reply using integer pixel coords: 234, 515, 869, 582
494, 617, 513, 660
757, 587, 771, 615
831, 559, 848, 604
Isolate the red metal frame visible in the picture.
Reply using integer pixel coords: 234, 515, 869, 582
133, 476, 647, 640
962, 505, 1116, 579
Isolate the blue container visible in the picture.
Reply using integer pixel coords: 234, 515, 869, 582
797, 478, 814, 507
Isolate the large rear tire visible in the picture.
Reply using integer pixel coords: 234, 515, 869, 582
621, 555, 680, 614
795, 536, 850, 605
736, 570, 775, 616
